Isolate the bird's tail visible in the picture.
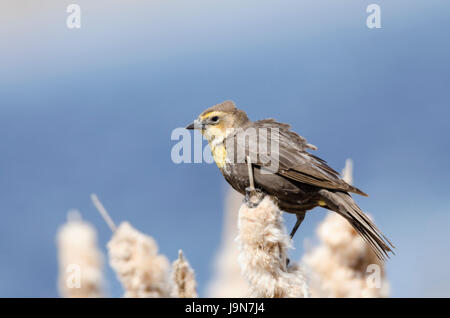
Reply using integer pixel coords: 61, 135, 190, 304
318, 189, 395, 261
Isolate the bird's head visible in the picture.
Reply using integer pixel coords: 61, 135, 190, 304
186, 100, 249, 142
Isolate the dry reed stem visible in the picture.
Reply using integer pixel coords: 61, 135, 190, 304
91, 194, 116, 232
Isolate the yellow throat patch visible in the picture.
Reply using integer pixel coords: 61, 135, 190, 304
202, 124, 228, 169
210, 143, 227, 168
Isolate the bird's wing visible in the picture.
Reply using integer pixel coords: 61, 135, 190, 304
234, 119, 367, 196
252, 119, 318, 151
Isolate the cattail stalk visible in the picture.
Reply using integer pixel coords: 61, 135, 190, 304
237, 196, 309, 297
171, 250, 198, 298
56, 210, 104, 298
91, 194, 171, 298
107, 222, 171, 297
206, 188, 250, 297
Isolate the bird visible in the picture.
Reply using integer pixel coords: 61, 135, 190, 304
186, 100, 394, 260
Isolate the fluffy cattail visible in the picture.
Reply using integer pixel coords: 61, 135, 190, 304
237, 195, 309, 298
107, 222, 171, 298
303, 159, 389, 297
56, 210, 104, 298
90, 194, 171, 298
171, 250, 198, 298
206, 188, 250, 297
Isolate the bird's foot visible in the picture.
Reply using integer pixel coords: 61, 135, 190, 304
244, 187, 265, 208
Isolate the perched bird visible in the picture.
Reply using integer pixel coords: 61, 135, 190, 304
186, 101, 394, 260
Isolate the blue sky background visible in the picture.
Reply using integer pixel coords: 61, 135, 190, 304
1, 0, 449, 297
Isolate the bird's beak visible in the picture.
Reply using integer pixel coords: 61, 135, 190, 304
185, 119, 201, 130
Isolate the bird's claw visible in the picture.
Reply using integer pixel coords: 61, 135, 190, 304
244, 187, 265, 208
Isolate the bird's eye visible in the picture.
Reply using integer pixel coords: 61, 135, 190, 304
211, 116, 219, 123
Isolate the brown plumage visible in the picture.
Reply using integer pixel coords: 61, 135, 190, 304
186, 101, 394, 260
